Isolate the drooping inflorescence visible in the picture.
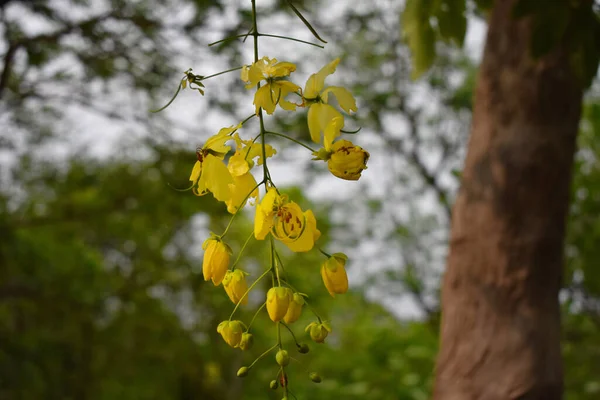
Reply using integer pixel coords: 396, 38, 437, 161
154, 1, 369, 397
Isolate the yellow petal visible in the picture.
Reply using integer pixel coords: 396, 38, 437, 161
204, 126, 235, 155
307, 103, 342, 144
226, 172, 258, 214
282, 209, 320, 252
189, 160, 202, 183
266, 287, 291, 322
228, 152, 250, 177
324, 116, 344, 151
275, 81, 301, 111
322, 86, 357, 113
304, 58, 340, 99
202, 239, 217, 281
254, 84, 277, 115
254, 205, 272, 240
200, 155, 233, 202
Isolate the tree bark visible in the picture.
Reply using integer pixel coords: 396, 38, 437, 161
433, 1, 583, 399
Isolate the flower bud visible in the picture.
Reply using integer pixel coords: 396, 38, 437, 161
283, 293, 305, 324
275, 349, 290, 367
297, 343, 310, 354
305, 321, 331, 344
309, 372, 322, 383
327, 139, 369, 181
237, 366, 249, 377
266, 287, 292, 322
239, 332, 254, 351
202, 237, 232, 286
321, 253, 349, 297
269, 380, 279, 390
217, 320, 244, 348
223, 269, 249, 305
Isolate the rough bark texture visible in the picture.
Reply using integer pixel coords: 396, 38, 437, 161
432, 1, 583, 399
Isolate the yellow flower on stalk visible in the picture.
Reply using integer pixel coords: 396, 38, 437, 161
313, 120, 369, 181
266, 287, 292, 322
217, 320, 245, 348
190, 125, 239, 202
305, 321, 331, 343
254, 188, 321, 252
225, 133, 277, 214
303, 58, 357, 144
223, 269, 249, 305
321, 253, 349, 297
283, 293, 305, 324
241, 57, 300, 115
202, 236, 232, 286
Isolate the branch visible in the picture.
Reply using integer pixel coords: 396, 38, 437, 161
0, 11, 116, 100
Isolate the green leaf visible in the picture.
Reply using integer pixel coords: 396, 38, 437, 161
436, 0, 467, 47
401, 0, 437, 79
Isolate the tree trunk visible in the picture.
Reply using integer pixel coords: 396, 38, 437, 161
433, 1, 583, 399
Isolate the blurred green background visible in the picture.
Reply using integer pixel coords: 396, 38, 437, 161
0, 1, 599, 399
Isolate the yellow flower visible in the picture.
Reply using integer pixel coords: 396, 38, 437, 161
225, 133, 276, 214
223, 269, 249, 305
305, 321, 331, 343
321, 253, 349, 297
202, 237, 231, 286
303, 58, 357, 144
283, 293, 305, 324
327, 139, 369, 180
254, 188, 321, 252
190, 125, 239, 202
239, 332, 254, 351
241, 57, 300, 115
217, 320, 245, 348
266, 287, 292, 322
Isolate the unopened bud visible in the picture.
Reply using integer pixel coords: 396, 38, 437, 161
297, 343, 310, 354
269, 380, 278, 390
275, 349, 290, 367
309, 372, 322, 383
239, 332, 254, 351
236, 366, 249, 377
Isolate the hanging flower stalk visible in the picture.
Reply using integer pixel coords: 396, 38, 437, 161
154, 0, 367, 395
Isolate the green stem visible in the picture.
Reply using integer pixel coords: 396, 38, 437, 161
277, 319, 282, 347
258, 33, 324, 48
201, 66, 243, 81
246, 302, 266, 330
229, 267, 272, 320
230, 231, 255, 271
318, 248, 332, 258
248, 343, 279, 369
150, 83, 181, 113
271, 235, 281, 286
280, 321, 299, 345
265, 131, 317, 152
208, 34, 250, 47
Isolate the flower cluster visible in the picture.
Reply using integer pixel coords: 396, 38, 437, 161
158, 2, 370, 396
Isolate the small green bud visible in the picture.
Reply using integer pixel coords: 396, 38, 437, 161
297, 343, 310, 354
275, 349, 290, 367
237, 366, 249, 377
309, 372, 322, 383
269, 380, 278, 390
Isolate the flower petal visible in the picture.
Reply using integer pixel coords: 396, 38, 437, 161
322, 86, 357, 113
201, 155, 233, 202
304, 58, 340, 99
